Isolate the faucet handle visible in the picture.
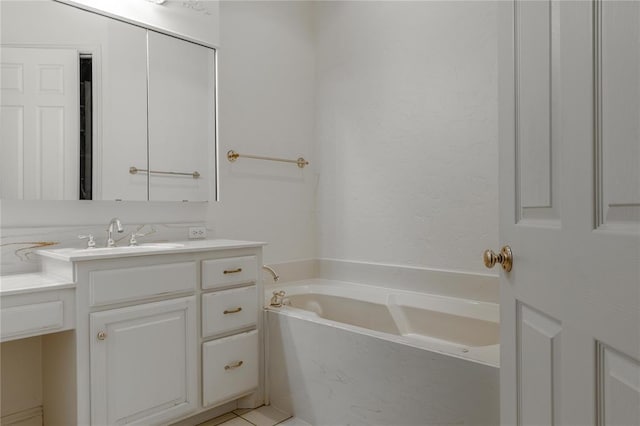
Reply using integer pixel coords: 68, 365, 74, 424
129, 233, 145, 246
78, 234, 96, 248
270, 290, 286, 307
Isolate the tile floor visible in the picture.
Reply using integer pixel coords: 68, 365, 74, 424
198, 405, 311, 426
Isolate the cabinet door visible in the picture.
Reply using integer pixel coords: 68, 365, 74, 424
90, 297, 197, 425
147, 31, 215, 202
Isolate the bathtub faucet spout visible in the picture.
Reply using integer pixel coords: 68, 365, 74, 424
263, 265, 280, 282
270, 290, 286, 307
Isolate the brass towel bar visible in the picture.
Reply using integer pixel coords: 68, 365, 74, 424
227, 150, 309, 169
129, 166, 200, 179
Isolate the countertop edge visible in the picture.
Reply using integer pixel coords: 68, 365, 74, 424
35, 239, 267, 262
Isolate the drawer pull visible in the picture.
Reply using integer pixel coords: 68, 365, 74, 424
223, 268, 243, 275
223, 307, 243, 315
224, 360, 244, 370
97, 331, 107, 340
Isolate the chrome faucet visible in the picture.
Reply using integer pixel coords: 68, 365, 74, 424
106, 217, 124, 247
263, 265, 280, 282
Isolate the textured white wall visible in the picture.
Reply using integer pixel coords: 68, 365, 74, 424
207, 1, 317, 264
314, 1, 499, 274
1, 1, 498, 278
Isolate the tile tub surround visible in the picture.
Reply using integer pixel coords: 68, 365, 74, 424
267, 310, 499, 425
268, 258, 499, 304
317, 258, 499, 303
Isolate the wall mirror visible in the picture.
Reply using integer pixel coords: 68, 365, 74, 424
0, 0, 216, 202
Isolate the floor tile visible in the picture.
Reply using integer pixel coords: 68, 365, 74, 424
239, 405, 291, 426
218, 417, 254, 426
276, 418, 312, 426
232, 408, 254, 416
198, 412, 238, 426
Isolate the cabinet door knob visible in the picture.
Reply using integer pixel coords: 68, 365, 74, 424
224, 360, 243, 370
223, 268, 242, 275
97, 331, 107, 340
223, 307, 243, 315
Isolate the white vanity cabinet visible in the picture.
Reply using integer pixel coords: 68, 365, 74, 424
34, 240, 265, 426
90, 297, 197, 425
81, 259, 199, 425
200, 256, 260, 408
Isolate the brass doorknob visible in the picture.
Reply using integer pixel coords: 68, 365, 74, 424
483, 246, 513, 272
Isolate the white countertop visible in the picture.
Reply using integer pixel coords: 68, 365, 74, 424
35, 239, 266, 262
0, 272, 75, 296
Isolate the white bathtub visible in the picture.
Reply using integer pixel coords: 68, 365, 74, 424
265, 279, 499, 425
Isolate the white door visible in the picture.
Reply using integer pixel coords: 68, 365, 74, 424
0, 47, 79, 200
496, 1, 640, 425
90, 297, 197, 425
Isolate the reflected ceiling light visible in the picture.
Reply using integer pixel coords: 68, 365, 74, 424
145, 0, 167, 5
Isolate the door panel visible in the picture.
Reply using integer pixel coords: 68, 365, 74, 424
518, 304, 561, 426
0, 105, 24, 199
517, 0, 552, 209
597, 343, 640, 425
498, 1, 640, 424
597, 0, 640, 231
515, 0, 561, 223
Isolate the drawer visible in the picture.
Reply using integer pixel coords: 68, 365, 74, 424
89, 262, 196, 306
202, 256, 257, 290
202, 286, 257, 337
202, 330, 258, 407
1, 288, 75, 342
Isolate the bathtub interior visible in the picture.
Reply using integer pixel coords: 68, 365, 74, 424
286, 294, 401, 335
287, 293, 499, 348
267, 279, 500, 366
387, 293, 499, 347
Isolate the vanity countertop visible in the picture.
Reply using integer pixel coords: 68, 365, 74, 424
0, 272, 75, 297
36, 239, 266, 262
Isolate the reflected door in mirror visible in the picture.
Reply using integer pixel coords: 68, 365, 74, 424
1, 47, 79, 200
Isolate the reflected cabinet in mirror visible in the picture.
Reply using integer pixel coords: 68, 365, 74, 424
0, 0, 216, 201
